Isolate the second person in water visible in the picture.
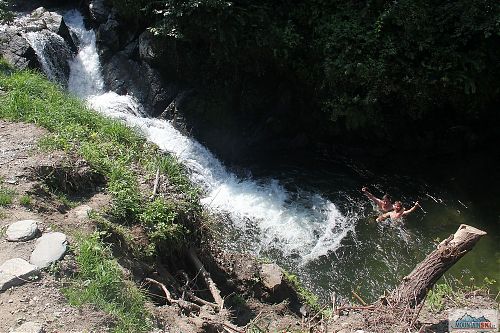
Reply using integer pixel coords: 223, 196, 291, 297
375, 200, 420, 222
362, 186, 420, 222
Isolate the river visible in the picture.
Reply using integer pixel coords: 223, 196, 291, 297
28, 9, 499, 303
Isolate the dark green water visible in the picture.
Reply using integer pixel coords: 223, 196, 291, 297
237, 150, 499, 303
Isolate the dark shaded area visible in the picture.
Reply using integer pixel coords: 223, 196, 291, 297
102, 0, 500, 164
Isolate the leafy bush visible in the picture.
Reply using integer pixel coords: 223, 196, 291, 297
140, 198, 189, 254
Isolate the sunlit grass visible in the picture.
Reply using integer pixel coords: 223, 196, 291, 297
65, 233, 151, 333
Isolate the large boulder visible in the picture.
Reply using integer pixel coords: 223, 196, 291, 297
0, 26, 40, 70
101, 52, 180, 116
95, 16, 119, 60
19, 7, 77, 53
0, 7, 77, 87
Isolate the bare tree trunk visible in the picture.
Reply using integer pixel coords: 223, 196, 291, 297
390, 224, 486, 308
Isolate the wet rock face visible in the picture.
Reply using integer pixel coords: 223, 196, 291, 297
101, 52, 179, 116
88, 0, 111, 24
0, 7, 77, 87
0, 28, 41, 70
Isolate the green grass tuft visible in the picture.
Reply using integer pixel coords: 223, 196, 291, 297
65, 233, 151, 333
0, 186, 15, 207
19, 194, 32, 207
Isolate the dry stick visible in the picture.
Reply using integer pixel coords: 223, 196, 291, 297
149, 167, 160, 200
331, 292, 337, 314
409, 293, 427, 329
187, 247, 224, 310
144, 277, 201, 313
158, 264, 218, 309
336, 305, 375, 312
222, 323, 245, 333
144, 277, 175, 304
352, 290, 368, 306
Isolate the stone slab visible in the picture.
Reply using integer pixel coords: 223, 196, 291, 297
9, 321, 44, 333
29, 232, 67, 268
6, 220, 39, 242
0, 258, 39, 291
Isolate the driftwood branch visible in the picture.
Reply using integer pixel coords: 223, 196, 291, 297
390, 224, 486, 307
149, 167, 160, 200
144, 277, 201, 313
188, 247, 224, 310
155, 263, 218, 309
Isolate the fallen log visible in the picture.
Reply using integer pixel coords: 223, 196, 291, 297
390, 224, 486, 307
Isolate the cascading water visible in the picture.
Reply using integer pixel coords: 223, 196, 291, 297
62, 9, 358, 264
23, 30, 72, 87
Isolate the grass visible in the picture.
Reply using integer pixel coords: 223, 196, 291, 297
65, 233, 151, 333
0, 185, 15, 206
426, 275, 498, 312
19, 194, 32, 207
0, 62, 202, 251
282, 270, 321, 313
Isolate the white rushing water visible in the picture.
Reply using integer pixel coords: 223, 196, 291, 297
59, 10, 357, 263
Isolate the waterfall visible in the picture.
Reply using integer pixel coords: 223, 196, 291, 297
23, 30, 72, 87
60, 10, 357, 264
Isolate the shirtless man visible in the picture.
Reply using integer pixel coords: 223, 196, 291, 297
362, 187, 393, 212
376, 201, 420, 222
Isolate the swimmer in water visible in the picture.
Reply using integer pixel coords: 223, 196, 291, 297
361, 187, 393, 212
376, 200, 420, 222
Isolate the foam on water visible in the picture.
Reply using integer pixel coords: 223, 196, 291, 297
62, 10, 357, 263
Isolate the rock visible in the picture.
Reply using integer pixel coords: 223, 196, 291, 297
0, 258, 39, 291
0, 27, 41, 70
259, 263, 283, 291
27, 7, 77, 53
72, 204, 92, 220
96, 17, 120, 59
89, 0, 111, 24
0, 7, 76, 85
29, 232, 67, 268
9, 321, 44, 333
6, 220, 39, 242
101, 53, 178, 116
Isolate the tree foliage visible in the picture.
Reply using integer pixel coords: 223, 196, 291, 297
112, 0, 500, 144
0, 0, 13, 22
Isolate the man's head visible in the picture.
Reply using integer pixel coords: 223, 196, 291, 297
393, 201, 403, 211
382, 194, 391, 205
